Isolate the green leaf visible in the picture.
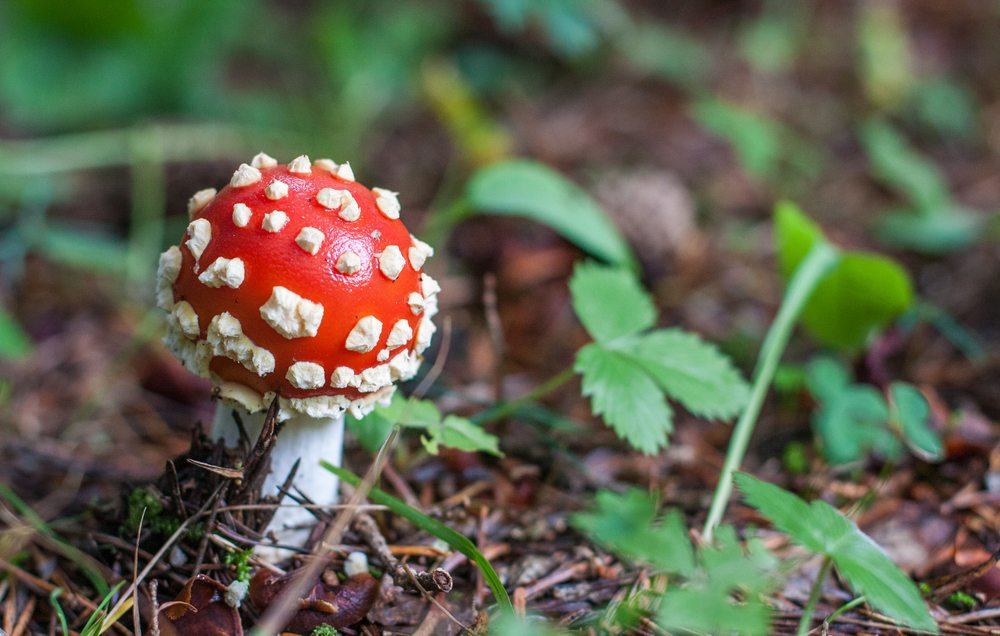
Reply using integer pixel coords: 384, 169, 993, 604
36, 223, 129, 276
857, 3, 913, 110
889, 382, 942, 461
0, 306, 32, 360
569, 261, 655, 343
351, 395, 500, 456
618, 23, 710, 89
693, 98, 782, 179
345, 409, 394, 453
656, 526, 780, 636
802, 355, 850, 402
489, 611, 568, 636
775, 201, 913, 350
806, 357, 898, 464
575, 344, 673, 454
734, 473, 938, 633
569, 262, 749, 453
618, 329, 750, 420
322, 463, 512, 611
859, 119, 948, 212
466, 160, 635, 267
571, 488, 694, 574
423, 415, 502, 457
875, 207, 979, 255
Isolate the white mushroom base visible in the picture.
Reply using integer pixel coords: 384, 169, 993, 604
212, 404, 344, 562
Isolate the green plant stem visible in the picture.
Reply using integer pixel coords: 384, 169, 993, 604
703, 242, 839, 542
823, 596, 866, 631
472, 367, 576, 425
797, 556, 834, 636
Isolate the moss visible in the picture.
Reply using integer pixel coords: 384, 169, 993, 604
123, 487, 181, 538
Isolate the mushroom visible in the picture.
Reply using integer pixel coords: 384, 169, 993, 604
156, 154, 438, 556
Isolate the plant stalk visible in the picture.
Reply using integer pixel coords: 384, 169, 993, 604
702, 242, 839, 541
473, 367, 576, 425
797, 556, 834, 636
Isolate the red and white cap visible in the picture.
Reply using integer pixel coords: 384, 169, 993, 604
156, 153, 438, 419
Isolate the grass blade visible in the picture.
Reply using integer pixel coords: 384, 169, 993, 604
49, 588, 70, 636
322, 462, 513, 611
0, 484, 109, 596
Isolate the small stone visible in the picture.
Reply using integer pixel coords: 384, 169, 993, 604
344, 551, 369, 577
262, 210, 289, 233
224, 579, 249, 609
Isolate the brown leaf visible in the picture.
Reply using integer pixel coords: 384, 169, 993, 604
160, 574, 243, 636
249, 566, 380, 634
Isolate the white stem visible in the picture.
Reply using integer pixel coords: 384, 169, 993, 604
212, 403, 344, 561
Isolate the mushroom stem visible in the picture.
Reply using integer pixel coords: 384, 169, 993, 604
212, 404, 344, 560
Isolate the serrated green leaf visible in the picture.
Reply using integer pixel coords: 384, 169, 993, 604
805, 356, 906, 464
575, 344, 672, 454
349, 395, 499, 456
0, 306, 33, 360
617, 329, 750, 420
571, 489, 694, 575
466, 160, 634, 266
889, 382, 942, 461
776, 201, 913, 350
422, 415, 501, 457
569, 261, 656, 343
807, 357, 897, 464
656, 525, 780, 636
734, 473, 938, 633
381, 395, 441, 427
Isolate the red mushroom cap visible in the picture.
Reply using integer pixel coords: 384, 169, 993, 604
156, 154, 438, 419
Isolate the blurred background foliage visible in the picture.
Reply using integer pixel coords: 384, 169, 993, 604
0, 0, 997, 361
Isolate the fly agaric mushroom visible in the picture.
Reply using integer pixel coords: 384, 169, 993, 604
156, 153, 438, 555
